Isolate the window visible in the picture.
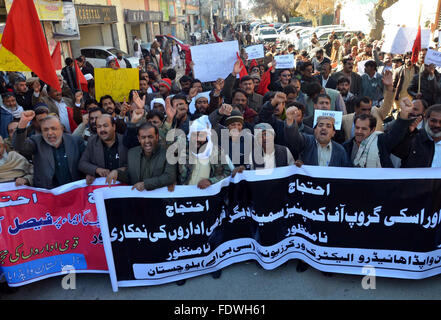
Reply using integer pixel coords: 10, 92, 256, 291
260, 29, 277, 35
81, 49, 95, 59
95, 49, 111, 59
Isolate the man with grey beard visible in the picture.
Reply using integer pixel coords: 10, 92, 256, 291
13, 111, 85, 189
393, 104, 441, 168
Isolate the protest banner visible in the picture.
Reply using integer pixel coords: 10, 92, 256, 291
313, 110, 343, 130
94, 166, 441, 292
381, 26, 430, 54
95, 68, 139, 103
274, 54, 295, 69
0, 32, 31, 72
190, 41, 239, 83
424, 49, 441, 67
0, 179, 109, 286
245, 44, 264, 60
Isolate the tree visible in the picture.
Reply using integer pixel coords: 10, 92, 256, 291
296, 0, 335, 27
369, 0, 399, 40
251, 0, 302, 22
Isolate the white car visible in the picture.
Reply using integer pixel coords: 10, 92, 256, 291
256, 27, 278, 43
80, 46, 139, 69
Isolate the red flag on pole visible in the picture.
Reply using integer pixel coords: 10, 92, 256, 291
213, 28, 223, 43
257, 66, 273, 96
236, 52, 248, 79
2, 0, 61, 92
159, 52, 164, 72
51, 42, 62, 70
74, 60, 88, 92
411, 1, 423, 65
411, 25, 421, 64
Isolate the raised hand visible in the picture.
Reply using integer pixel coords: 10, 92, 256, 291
131, 109, 145, 124
82, 113, 89, 125
18, 110, 35, 129
213, 78, 225, 93
232, 59, 243, 76
75, 91, 83, 105
271, 92, 287, 108
120, 97, 130, 117
285, 106, 299, 126
165, 97, 176, 123
382, 70, 393, 88
399, 97, 413, 120
132, 91, 146, 110
218, 103, 233, 116
189, 87, 198, 99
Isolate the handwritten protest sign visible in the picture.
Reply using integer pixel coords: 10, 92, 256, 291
381, 26, 430, 54
0, 180, 109, 286
0, 34, 31, 72
424, 49, 441, 67
245, 44, 264, 60
190, 41, 239, 83
313, 110, 343, 130
95, 68, 139, 103
274, 54, 295, 69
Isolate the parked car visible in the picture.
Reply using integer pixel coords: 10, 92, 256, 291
255, 27, 278, 43
80, 46, 139, 68
316, 29, 361, 46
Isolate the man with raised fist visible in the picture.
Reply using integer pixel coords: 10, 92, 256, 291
12, 110, 85, 189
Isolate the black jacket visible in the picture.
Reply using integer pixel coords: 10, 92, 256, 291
392, 126, 438, 168
407, 72, 441, 106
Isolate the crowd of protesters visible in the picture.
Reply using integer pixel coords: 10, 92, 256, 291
1, 27, 441, 292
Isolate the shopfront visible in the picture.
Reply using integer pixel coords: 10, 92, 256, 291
75, 4, 118, 48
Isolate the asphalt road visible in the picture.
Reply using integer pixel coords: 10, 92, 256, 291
3, 260, 441, 300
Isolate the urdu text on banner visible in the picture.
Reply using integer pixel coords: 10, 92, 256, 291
94, 166, 441, 292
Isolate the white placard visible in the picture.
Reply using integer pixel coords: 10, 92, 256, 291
190, 40, 239, 83
381, 26, 430, 54
245, 44, 264, 60
274, 54, 295, 69
424, 49, 441, 67
357, 60, 372, 75
313, 110, 343, 131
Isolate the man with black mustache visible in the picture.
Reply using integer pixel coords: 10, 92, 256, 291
393, 103, 441, 168
79, 114, 128, 185
106, 122, 176, 191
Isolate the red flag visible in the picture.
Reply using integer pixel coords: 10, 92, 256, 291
250, 59, 258, 69
411, 25, 421, 64
159, 52, 164, 72
213, 28, 223, 43
51, 42, 62, 70
74, 60, 88, 92
2, 0, 61, 92
257, 66, 273, 96
185, 50, 192, 75
236, 52, 248, 79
